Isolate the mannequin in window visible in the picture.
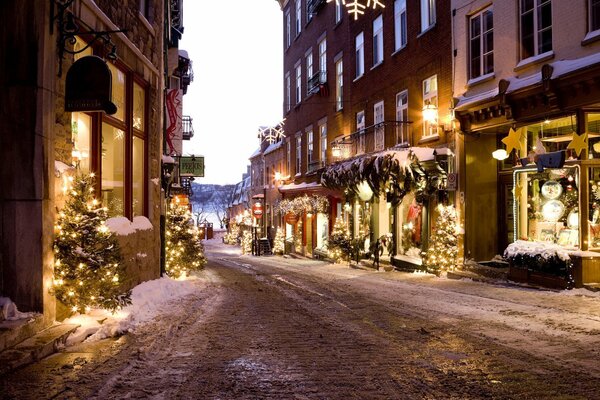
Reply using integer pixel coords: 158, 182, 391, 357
406, 199, 422, 245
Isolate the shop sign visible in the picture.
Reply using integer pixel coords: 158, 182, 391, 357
65, 56, 117, 115
179, 156, 204, 177
447, 173, 457, 191
253, 201, 263, 218
285, 213, 298, 224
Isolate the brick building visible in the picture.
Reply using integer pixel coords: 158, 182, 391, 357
0, 0, 192, 327
277, 0, 455, 265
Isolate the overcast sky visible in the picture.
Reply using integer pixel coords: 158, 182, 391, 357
180, 0, 283, 185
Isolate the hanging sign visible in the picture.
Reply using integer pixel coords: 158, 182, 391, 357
252, 201, 263, 218
65, 56, 117, 114
179, 156, 204, 177
285, 213, 298, 224
447, 173, 458, 191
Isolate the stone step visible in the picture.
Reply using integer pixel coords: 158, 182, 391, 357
0, 323, 79, 376
0, 314, 45, 354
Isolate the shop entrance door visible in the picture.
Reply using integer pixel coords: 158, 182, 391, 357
498, 173, 514, 254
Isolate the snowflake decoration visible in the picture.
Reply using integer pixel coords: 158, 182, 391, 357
259, 119, 286, 145
326, 0, 385, 20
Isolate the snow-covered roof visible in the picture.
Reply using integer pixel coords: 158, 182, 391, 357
455, 87, 500, 109
249, 148, 262, 159
279, 182, 322, 192
178, 49, 189, 59
263, 140, 284, 156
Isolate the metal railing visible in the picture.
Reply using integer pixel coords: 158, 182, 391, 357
182, 115, 194, 140
307, 71, 327, 95
330, 120, 413, 162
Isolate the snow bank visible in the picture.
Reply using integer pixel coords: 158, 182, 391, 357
65, 276, 200, 345
504, 240, 571, 262
0, 297, 35, 321
54, 160, 73, 176
106, 216, 153, 236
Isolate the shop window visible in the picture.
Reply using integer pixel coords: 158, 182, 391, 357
101, 123, 125, 217
71, 112, 92, 174
524, 116, 579, 157
107, 62, 125, 122
132, 136, 145, 217
513, 166, 580, 247
316, 213, 329, 249
589, 167, 600, 248
587, 113, 600, 159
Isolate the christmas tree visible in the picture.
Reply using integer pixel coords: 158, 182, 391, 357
329, 218, 352, 263
241, 230, 253, 254
423, 204, 458, 274
273, 227, 285, 255
165, 198, 207, 279
224, 222, 240, 245
53, 174, 131, 314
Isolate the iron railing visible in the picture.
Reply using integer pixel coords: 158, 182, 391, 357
307, 70, 327, 95
182, 115, 194, 140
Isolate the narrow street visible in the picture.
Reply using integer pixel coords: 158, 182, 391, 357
2, 240, 600, 399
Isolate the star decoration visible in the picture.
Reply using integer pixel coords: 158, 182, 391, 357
501, 128, 522, 155
259, 119, 286, 145
566, 131, 588, 157
326, 0, 385, 20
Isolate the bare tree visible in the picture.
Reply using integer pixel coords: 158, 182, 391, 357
210, 186, 235, 228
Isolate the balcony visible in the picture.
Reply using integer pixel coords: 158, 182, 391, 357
307, 71, 327, 96
182, 116, 194, 140
331, 120, 413, 162
307, 0, 327, 15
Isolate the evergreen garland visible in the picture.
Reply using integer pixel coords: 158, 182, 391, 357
53, 174, 131, 314
165, 199, 207, 279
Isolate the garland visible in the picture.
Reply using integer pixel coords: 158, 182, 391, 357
276, 195, 329, 216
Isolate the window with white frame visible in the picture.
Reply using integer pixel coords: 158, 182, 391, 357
295, 0, 302, 36
394, 0, 407, 51
374, 101, 385, 151
470, 7, 493, 79
520, 0, 552, 60
420, 0, 436, 32
357, 110, 365, 154
286, 10, 291, 48
355, 32, 365, 78
335, 59, 343, 111
319, 38, 327, 81
422, 75, 438, 137
285, 72, 291, 112
296, 135, 302, 174
373, 15, 384, 66
287, 140, 291, 175
306, 51, 313, 95
335, 0, 342, 23
396, 90, 409, 144
295, 63, 302, 104
306, 0, 312, 22
320, 122, 327, 164
307, 129, 314, 166
591, 0, 600, 32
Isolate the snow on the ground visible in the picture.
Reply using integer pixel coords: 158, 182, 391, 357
64, 276, 202, 345
0, 297, 35, 321
106, 216, 153, 236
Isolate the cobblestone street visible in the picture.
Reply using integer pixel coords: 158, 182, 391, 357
2, 241, 600, 399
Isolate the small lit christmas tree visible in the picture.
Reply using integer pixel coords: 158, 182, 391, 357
241, 230, 253, 254
329, 218, 352, 263
53, 174, 131, 314
165, 198, 207, 279
293, 220, 303, 254
224, 222, 240, 245
423, 204, 458, 274
273, 227, 285, 255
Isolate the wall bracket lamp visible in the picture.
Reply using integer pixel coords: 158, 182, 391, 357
51, 0, 127, 76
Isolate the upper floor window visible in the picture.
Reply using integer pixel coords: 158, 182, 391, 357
335, 0, 343, 23
307, 129, 314, 166
139, 0, 150, 21
306, 0, 313, 22
373, 15, 384, 66
335, 59, 343, 111
319, 122, 327, 163
394, 0, 407, 51
357, 110, 366, 154
296, 0, 302, 36
356, 32, 365, 78
590, 0, 600, 32
285, 72, 291, 112
420, 0, 436, 32
396, 90, 409, 144
422, 75, 438, 137
319, 38, 327, 78
520, 0, 552, 60
286, 10, 291, 48
470, 7, 494, 79
374, 101, 385, 151
306, 51, 314, 95
287, 140, 291, 175
296, 63, 302, 104
296, 135, 302, 174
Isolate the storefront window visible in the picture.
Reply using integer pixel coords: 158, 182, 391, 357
524, 116, 577, 156
589, 167, 600, 249
399, 192, 424, 258
102, 123, 125, 217
107, 62, 126, 122
513, 166, 580, 247
71, 112, 91, 173
132, 136, 145, 216
587, 113, 600, 159
316, 213, 329, 249
133, 82, 145, 131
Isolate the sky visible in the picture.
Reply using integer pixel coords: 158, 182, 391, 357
180, 0, 283, 185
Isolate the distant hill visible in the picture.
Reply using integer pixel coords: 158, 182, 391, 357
189, 183, 235, 228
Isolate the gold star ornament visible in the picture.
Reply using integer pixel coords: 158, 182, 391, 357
566, 132, 588, 157
502, 128, 522, 155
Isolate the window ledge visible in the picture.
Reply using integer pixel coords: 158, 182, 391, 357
353, 74, 364, 83
418, 134, 440, 144
295, 173, 302, 177
514, 51, 555, 72
582, 29, 600, 46
137, 12, 155, 36
391, 45, 407, 57
370, 61, 383, 71
466, 72, 495, 88
417, 23, 436, 39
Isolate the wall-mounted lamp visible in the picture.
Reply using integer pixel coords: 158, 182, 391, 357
331, 145, 341, 159
492, 149, 509, 161
274, 171, 282, 182
422, 103, 438, 124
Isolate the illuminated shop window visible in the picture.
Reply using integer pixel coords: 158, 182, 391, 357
107, 62, 126, 122
71, 112, 92, 174
101, 123, 125, 217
